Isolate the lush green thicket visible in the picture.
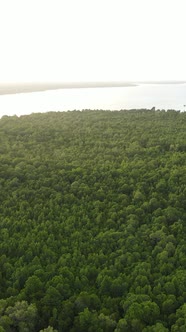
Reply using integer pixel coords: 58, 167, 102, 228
0, 109, 186, 331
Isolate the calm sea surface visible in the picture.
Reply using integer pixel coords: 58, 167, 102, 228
0, 84, 186, 117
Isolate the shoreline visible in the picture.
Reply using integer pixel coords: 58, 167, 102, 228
0, 81, 186, 96
0, 82, 136, 96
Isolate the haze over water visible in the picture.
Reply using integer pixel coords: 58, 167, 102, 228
0, 83, 186, 118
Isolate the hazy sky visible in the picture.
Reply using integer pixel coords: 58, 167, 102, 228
0, 0, 186, 82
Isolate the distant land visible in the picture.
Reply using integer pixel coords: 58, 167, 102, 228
0, 81, 186, 95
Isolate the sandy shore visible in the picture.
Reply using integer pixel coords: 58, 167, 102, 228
0, 81, 185, 95
0, 82, 137, 95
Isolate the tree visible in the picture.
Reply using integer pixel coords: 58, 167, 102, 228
171, 303, 186, 332
143, 322, 168, 331
23, 275, 43, 301
73, 308, 101, 332
39, 326, 58, 332
5, 301, 37, 332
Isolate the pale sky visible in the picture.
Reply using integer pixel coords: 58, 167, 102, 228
0, 0, 186, 83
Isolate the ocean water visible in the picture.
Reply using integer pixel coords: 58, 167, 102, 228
0, 83, 186, 117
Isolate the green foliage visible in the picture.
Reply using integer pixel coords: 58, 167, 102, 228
0, 110, 185, 331
143, 322, 169, 331
39, 326, 58, 332
0, 300, 37, 331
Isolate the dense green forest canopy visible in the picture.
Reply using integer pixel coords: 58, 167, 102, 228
0, 109, 186, 331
